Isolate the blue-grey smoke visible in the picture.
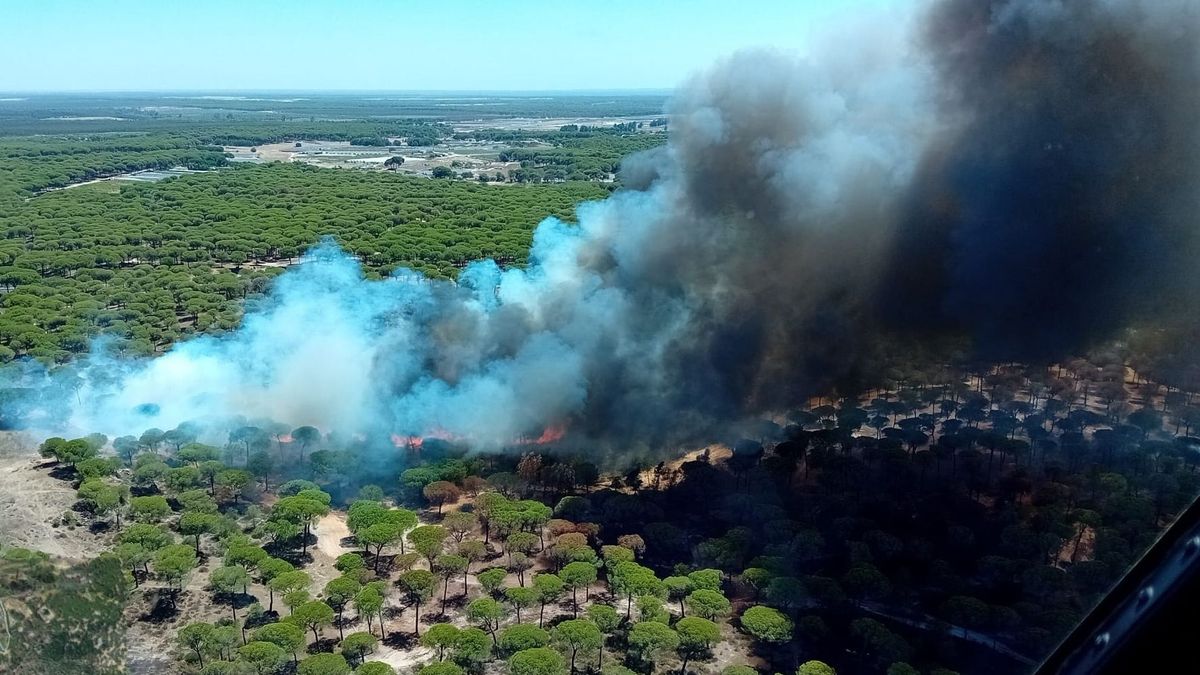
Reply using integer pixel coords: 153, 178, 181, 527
3, 0, 1198, 452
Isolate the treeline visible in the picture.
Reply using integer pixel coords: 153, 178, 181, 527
558, 123, 643, 133
0, 119, 656, 200
453, 127, 661, 144
0, 122, 451, 198
189, 121, 448, 148
0, 134, 209, 159
496, 135, 665, 182
0, 141, 227, 197
0, 93, 667, 135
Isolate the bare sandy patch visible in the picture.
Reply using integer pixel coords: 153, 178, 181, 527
374, 641, 436, 671
0, 432, 106, 559
314, 512, 352, 559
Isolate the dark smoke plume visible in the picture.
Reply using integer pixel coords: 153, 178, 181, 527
887, 0, 1200, 357
4, 0, 1199, 452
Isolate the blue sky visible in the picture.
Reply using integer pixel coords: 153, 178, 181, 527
2, 0, 877, 92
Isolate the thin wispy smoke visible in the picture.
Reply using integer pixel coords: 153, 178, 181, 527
4, 0, 1198, 451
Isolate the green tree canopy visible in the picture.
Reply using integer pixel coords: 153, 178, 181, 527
421, 662, 465, 675
627, 622, 679, 666
289, 600, 335, 642
675, 617, 721, 673
550, 619, 602, 673
400, 569, 438, 635
686, 589, 731, 620
505, 586, 540, 624
467, 597, 507, 644
478, 567, 509, 596
500, 623, 551, 654
358, 663, 397, 675
509, 647, 567, 675
560, 562, 597, 616
421, 623, 461, 661
740, 606, 792, 644
339, 631, 379, 666
796, 661, 837, 675
252, 622, 305, 663
453, 626, 493, 667
238, 641, 287, 675
298, 652, 351, 675
154, 543, 198, 591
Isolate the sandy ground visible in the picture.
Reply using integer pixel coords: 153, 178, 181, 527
314, 512, 352, 559
0, 431, 173, 672
375, 638, 435, 670
224, 142, 297, 162
117, 492, 757, 673
1057, 526, 1096, 565
0, 432, 106, 559
226, 140, 525, 181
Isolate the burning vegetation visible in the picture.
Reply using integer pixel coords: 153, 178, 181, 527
3, 2, 1200, 675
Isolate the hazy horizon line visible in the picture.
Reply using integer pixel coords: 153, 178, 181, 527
0, 88, 674, 97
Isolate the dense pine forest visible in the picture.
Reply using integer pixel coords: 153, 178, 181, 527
8, 355, 1199, 675
0, 163, 608, 361
0, 104, 670, 363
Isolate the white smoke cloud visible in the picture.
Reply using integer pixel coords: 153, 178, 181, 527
2, 21, 934, 449
9, 0, 1194, 452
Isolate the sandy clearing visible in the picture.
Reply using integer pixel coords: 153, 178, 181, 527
346, 155, 394, 164
224, 142, 298, 162
0, 432, 106, 559
374, 641, 435, 670
314, 512, 353, 559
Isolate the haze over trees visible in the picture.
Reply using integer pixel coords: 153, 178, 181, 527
0, 96, 671, 369
0, 160, 607, 364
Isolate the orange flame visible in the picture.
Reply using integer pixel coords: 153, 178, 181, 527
512, 423, 568, 446
530, 424, 567, 445
391, 434, 424, 449
388, 423, 568, 449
